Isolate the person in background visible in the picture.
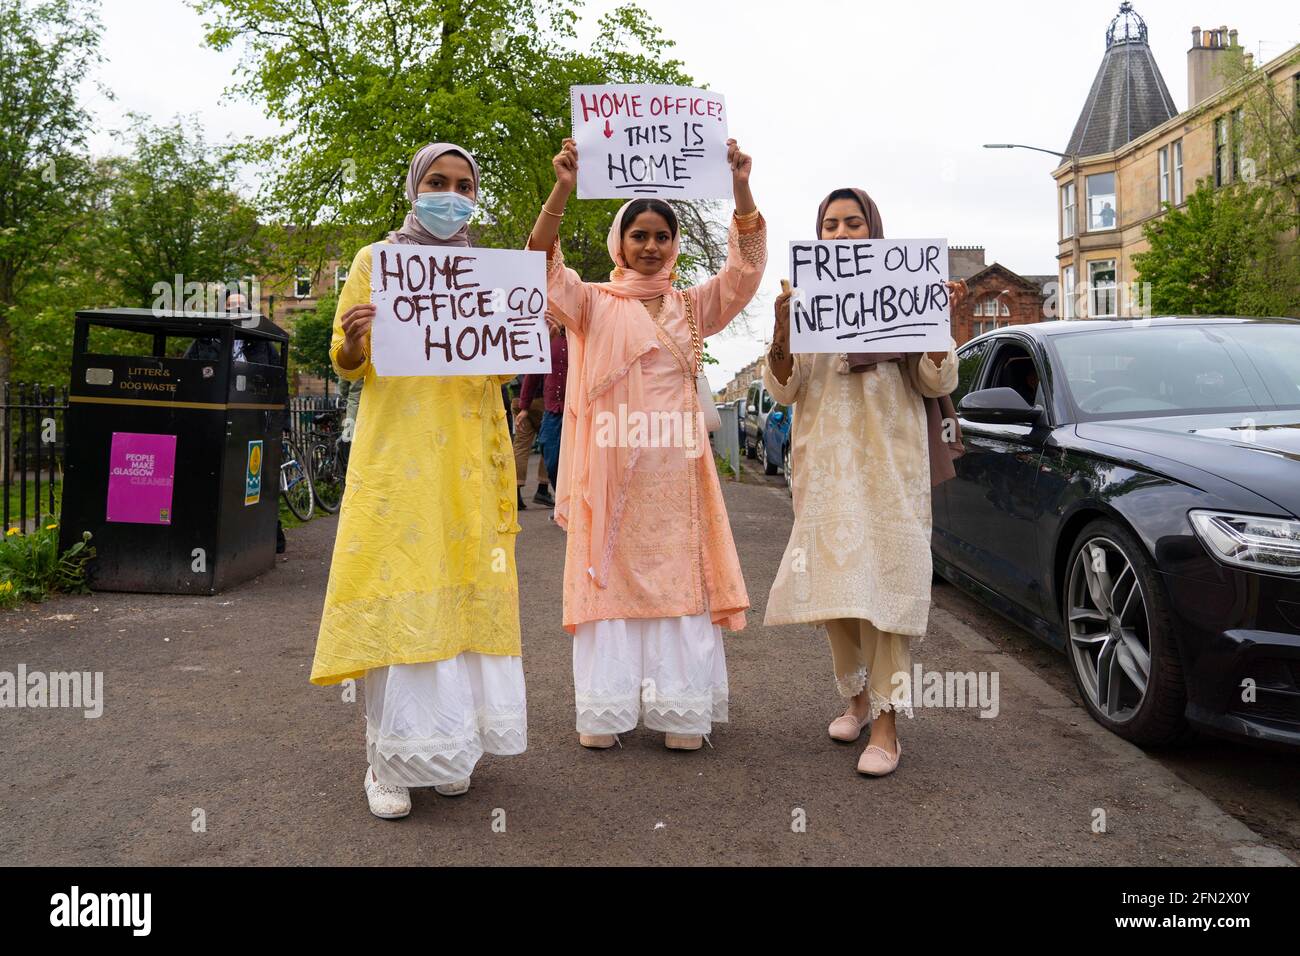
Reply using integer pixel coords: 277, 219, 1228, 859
762, 187, 965, 777
185, 289, 286, 553
511, 375, 547, 509
337, 375, 363, 473
517, 313, 567, 510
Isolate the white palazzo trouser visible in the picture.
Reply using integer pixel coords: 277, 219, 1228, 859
365, 651, 527, 788
572, 610, 729, 735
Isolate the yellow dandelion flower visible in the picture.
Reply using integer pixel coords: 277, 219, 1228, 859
5, 528, 19, 536
46, 523, 58, 530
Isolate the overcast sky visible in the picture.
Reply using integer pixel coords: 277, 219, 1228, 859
85, 0, 1298, 386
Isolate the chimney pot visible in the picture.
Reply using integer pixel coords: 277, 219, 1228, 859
1229, 28, 1238, 47
1191, 26, 1201, 48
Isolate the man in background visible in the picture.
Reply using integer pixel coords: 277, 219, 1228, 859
518, 314, 567, 511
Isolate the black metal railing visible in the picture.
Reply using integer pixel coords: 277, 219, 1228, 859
1, 383, 68, 535
286, 394, 343, 450
2, 385, 341, 535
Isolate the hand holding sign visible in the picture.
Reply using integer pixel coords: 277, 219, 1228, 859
337, 303, 375, 372
553, 137, 578, 191
726, 138, 751, 185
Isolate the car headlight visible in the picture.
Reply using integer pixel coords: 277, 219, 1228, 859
1189, 510, 1300, 575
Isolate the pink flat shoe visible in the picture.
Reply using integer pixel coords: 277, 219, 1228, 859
579, 733, 618, 749
856, 738, 902, 776
827, 712, 869, 742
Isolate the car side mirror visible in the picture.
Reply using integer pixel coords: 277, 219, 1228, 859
958, 387, 1044, 425
747, 404, 756, 414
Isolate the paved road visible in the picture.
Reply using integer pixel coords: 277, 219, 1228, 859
0, 469, 1293, 865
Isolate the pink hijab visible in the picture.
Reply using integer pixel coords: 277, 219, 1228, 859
598, 200, 681, 299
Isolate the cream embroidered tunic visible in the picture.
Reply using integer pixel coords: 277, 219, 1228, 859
762, 349, 957, 636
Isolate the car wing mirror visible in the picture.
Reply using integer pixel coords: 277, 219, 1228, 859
958, 387, 1044, 425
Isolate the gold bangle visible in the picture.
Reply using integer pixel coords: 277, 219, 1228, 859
541, 205, 565, 219
734, 208, 761, 223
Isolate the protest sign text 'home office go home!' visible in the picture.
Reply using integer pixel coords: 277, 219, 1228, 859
369, 244, 550, 377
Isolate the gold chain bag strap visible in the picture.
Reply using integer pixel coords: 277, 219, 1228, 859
682, 292, 722, 434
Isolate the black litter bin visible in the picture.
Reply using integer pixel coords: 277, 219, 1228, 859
58, 308, 290, 594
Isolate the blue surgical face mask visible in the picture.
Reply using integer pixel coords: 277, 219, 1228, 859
413, 191, 476, 239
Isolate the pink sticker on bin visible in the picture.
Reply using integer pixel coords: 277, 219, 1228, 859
106, 432, 177, 524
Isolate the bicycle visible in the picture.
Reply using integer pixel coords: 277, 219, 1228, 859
280, 431, 315, 521
305, 409, 347, 515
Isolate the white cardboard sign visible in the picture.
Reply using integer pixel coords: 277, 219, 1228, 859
570, 83, 730, 200
788, 239, 951, 354
369, 243, 550, 376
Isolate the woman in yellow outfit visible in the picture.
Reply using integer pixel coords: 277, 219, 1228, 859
310, 143, 526, 820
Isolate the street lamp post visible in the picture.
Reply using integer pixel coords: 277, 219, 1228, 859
984, 143, 1081, 320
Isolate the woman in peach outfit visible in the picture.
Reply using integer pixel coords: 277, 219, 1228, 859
527, 137, 766, 751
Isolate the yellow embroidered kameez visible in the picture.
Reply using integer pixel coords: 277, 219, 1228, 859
310, 243, 526, 786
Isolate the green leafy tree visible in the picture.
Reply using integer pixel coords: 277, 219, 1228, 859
1139, 50, 1300, 318
0, 0, 104, 386
192, 0, 728, 282
99, 115, 266, 308
291, 288, 338, 387
1135, 176, 1299, 317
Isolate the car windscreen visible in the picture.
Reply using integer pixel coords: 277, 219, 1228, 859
1049, 323, 1300, 421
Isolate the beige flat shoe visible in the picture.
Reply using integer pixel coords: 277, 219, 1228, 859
856, 738, 902, 777
664, 733, 703, 751
434, 778, 471, 797
827, 712, 869, 742
579, 733, 618, 749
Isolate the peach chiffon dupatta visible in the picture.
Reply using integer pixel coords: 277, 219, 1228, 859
553, 201, 681, 588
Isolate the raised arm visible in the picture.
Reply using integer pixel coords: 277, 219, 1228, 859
686, 140, 766, 337
528, 138, 576, 254
527, 138, 593, 334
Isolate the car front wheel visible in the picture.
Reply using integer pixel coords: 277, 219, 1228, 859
1063, 518, 1186, 747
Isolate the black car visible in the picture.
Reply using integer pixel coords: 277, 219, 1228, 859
932, 317, 1300, 749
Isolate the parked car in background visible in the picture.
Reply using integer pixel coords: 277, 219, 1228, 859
761, 403, 792, 486
931, 317, 1300, 750
742, 380, 775, 460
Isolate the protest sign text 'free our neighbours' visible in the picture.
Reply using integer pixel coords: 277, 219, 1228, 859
571, 84, 730, 200
369, 244, 550, 376
788, 239, 952, 354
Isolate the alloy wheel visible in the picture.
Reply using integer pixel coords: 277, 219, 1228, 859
1066, 536, 1152, 723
